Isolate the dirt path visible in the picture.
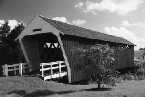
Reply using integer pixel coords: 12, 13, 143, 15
1, 77, 145, 97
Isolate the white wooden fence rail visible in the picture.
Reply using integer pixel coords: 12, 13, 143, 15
40, 61, 67, 80
2, 63, 29, 76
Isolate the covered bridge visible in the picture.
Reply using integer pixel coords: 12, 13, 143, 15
17, 15, 134, 83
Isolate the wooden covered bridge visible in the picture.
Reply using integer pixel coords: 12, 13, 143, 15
15, 15, 134, 83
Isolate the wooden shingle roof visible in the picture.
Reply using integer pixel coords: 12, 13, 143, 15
40, 16, 134, 46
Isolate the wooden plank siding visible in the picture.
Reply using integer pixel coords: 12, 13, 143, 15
61, 35, 134, 82
61, 36, 93, 82
117, 46, 134, 69
107, 45, 134, 70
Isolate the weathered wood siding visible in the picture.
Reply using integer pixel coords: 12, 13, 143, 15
116, 46, 134, 69
61, 36, 93, 82
61, 35, 134, 82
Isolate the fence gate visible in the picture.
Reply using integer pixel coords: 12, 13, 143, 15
40, 61, 67, 81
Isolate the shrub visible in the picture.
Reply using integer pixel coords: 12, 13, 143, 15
120, 73, 135, 80
84, 44, 116, 88
135, 65, 145, 80
70, 44, 118, 88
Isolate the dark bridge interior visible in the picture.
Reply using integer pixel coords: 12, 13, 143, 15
32, 33, 64, 63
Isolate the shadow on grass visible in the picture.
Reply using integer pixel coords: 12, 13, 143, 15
7, 87, 112, 97
7, 90, 26, 96
85, 87, 112, 91
24, 90, 76, 97
57, 90, 76, 94
23, 90, 55, 97
7, 89, 76, 97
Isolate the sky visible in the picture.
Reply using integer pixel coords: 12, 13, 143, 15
0, 0, 145, 50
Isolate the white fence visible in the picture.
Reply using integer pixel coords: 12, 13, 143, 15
2, 63, 29, 76
40, 61, 67, 81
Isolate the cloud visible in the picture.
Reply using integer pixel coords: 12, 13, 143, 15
0, 20, 19, 30
0, 20, 5, 27
104, 26, 145, 50
75, 0, 144, 15
0, 20, 5, 24
121, 20, 131, 27
121, 20, 145, 28
75, 2, 84, 8
72, 19, 86, 25
8, 20, 19, 30
52, 17, 87, 26
52, 17, 69, 23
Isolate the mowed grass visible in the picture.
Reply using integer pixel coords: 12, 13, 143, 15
1, 76, 145, 97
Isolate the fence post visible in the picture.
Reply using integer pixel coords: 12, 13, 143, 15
19, 63, 23, 76
2, 65, 4, 76
58, 61, 61, 77
4, 64, 8, 76
14, 65, 16, 75
23, 63, 26, 74
41, 63, 44, 77
50, 63, 53, 79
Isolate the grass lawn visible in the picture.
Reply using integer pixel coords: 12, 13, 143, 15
1, 76, 145, 97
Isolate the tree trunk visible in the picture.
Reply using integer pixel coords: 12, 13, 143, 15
98, 82, 101, 88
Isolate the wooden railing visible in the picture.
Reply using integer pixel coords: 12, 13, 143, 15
40, 61, 67, 80
2, 63, 29, 76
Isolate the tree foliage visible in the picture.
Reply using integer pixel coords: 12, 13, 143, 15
84, 44, 116, 88
7, 23, 25, 41
0, 20, 25, 64
0, 22, 25, 45
71, 44, 116, 88
86, 44, 115, 69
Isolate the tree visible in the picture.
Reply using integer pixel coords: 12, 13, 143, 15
139, 48, 145, 50
0, 21, 10, 46
0, 21, 25, 64
0, 21, 10, 35
7, 23, 25, 41
70, 44, 116, 88
84, 44, 116, 88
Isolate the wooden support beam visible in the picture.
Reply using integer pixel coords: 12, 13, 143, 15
57, 35, 72, 83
